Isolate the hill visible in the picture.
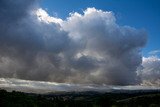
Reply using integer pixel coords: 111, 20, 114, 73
0, 89, 160, 107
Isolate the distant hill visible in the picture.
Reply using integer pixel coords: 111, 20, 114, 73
0, 89, 160, 107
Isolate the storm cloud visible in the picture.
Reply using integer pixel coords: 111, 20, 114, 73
0, 0, 148, 85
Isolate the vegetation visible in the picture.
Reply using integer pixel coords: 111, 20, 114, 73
0, 89, 160, 107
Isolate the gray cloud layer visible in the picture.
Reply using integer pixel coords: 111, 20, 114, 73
0, 78, 159, 93
0, 0, 148, 85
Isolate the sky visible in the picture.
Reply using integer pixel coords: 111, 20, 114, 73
0, 0, 159, 92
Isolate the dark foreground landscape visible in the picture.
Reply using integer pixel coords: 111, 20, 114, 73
0, 89, 160, 107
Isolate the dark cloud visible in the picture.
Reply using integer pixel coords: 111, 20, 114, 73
0, 1, 147, 85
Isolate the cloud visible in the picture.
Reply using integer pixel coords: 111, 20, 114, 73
0, 1, 147, 85
148, 50, 160, 55
0, 78, 159, 93
0, 0, 70, 82
61, 8, 147, 85
36, 8, 63, 24
137, 56, 160, 86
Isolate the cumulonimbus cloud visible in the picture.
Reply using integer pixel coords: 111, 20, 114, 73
0, 0, 148, 85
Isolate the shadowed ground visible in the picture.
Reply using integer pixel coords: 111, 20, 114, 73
0, 89, 160, 107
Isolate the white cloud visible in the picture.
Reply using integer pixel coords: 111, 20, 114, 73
35, 8, 63, 24
148, 50, 160, 55
137, 56, 160, 86
60, 7, 147, 85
